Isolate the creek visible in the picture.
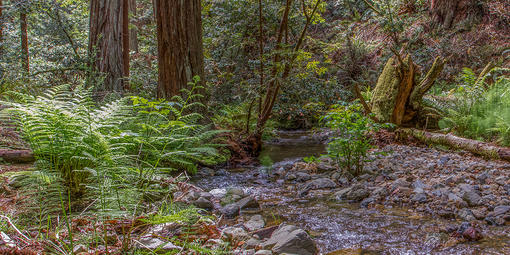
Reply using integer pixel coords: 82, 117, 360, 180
192, 131, 510, 254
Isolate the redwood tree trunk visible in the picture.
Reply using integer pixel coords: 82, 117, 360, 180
129, 0, 139, 53
429, 0, 482, 29
20, 7, 29, 73
154, 0, 204, 99
122, 0, 130, 90
89, 0, 127, 92
0, 0, 3, 55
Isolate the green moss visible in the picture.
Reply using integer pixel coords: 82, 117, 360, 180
371, 57, 401, 122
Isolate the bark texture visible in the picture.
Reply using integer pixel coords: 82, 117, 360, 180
122, 0, 130, 88
20, 8, 29, 72
129, 0, 139, 53
429, 0, 483, 29
399, 128, 510, 162
0, 0, 3, 54
154, 0, 204, 99
0, 149, 34, 163
371, 55, 446, 127
89, 0, 126, 92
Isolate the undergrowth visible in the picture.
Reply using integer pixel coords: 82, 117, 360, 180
438, 67, 510, 145
0, 77, 228, 253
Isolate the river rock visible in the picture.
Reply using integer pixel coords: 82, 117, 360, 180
360, 197, 375, 207
303, 178, 337, 190
488, 205, 510, 217
261, 224, 318, 255
221, 204, 240, 218
392, 178, 411, 189
222, 227, 250, 241
317, 163, 336, 173
334, 184, 370, 202
295, 172, 311, 182
411, 192, 428, 203
299, 178, 337, 196
254, 250, 273, 255
209, 188, 227, 199
244, 238, 262, 249
136, 236, 181, 251
457, 208, 476, 221
462, 190, 482, 207
245, 215, 265, 231
193, 197, 213, 209
195, 167, 215, 177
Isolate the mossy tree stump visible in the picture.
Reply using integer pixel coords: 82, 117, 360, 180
371, 54, 446, 127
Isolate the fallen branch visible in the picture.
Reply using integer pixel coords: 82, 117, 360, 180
0, 149, 34, 163
0, 215, 30, 243
398, 128, 510, 161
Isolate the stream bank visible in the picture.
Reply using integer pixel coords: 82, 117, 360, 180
191, 130, 510, 254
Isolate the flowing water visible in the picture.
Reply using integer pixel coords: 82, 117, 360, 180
193, 131, 510, 254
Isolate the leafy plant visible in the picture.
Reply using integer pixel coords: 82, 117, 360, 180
303, 155, 321, 163
439, 68, 510, 145
322, 102, 385, 176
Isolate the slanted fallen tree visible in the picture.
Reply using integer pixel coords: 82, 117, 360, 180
398, 128, 510, 162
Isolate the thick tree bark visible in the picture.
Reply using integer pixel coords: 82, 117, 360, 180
154, 0, 204, 99
429, 0, 482, 29
89, 0, 127, 92
0, 149, 34, 163
0, 0, 3, 55
399, 128, 510, 162
20, 7, 29, 73
129, 0, 139, 53
122, 0, 130, 90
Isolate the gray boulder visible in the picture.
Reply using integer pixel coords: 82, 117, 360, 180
245, 215, 265, 232
221, 227, 250, 241
261, 225, 318, 255
462, 190, 482, 207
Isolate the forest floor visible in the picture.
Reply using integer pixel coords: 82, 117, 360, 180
1, 130, 510, 254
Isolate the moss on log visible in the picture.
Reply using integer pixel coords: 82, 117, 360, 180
399, 128, 510, 161
371, 57, 401, 123
371, 53, 446, 127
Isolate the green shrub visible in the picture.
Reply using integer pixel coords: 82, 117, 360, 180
322, 102, 385, 176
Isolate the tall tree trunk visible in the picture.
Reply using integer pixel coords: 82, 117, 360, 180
20, 6, 29, 73
89, 0, 126, 92
129, 0, 139, 53
0, 0, 3, 55
154, 0, 204, 99
429, 0, 482, 29
122, 0, 130, 90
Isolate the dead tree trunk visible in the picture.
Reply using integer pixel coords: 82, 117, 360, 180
89, 0, 127, 92
154, 0, 204, 99
371, 54, 446, 127
398, 128, 510, 162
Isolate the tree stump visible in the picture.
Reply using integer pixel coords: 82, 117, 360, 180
371, 54, 446, 127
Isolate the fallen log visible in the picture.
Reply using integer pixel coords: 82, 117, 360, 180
398, 128, 510, 161
0, 149, 35, 163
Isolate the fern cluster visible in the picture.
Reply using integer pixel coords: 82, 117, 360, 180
1, 77, 225, 216
438, 67, 510, 145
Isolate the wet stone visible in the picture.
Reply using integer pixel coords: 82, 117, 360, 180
457, 208, 476, 221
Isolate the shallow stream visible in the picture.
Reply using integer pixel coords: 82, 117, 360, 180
193, 131, 510, 254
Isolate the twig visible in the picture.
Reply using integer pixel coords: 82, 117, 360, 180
0, 215, 30, 242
